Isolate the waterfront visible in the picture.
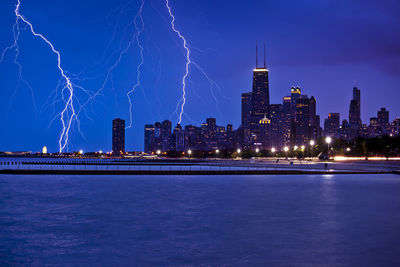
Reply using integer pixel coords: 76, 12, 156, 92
1, 174, 399, 266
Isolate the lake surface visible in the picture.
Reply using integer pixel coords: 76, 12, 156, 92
1, 174, 399, 266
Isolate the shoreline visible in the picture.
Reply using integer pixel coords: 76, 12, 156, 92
0, 169, 394, 175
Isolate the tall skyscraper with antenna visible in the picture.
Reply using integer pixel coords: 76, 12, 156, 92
249, 42, 270, 148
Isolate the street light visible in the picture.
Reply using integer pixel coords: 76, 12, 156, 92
284, 146, 289, 159
188, 149, 192, 158
271, 147, 276, 157
346, 147, 351, 152
79, 149, 83, 155
216, 149, 219, 159
237, 148, 241, 157
309, 140, 315, 158
294, 145, 298, 151
156, 150, 161, 156
325, 137, 332, 159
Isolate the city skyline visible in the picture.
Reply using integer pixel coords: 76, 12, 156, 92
0, 0, 399, 152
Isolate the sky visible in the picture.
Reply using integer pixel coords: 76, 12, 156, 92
0, 0, 399, 152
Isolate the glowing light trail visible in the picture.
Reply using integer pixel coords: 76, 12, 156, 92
165, 0, 190, 124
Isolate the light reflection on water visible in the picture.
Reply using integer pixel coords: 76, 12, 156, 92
0, 174, 399, 266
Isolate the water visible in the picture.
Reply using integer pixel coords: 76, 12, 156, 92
1, 174, 399, 266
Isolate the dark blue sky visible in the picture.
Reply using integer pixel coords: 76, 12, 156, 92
0, 0, 399, 152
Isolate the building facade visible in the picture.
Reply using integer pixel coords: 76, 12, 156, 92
112, 118, 125, 155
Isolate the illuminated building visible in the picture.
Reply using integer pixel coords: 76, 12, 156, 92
282, 96, 292, 146
144, 124, 155, 153
112, 118, 125, 155
172, 124, 185, 152
269, 104, 284, 149
161, 120, 172, 152
295, 95, 317, 146
391, 118, 400, 136
247, 43, 271, 148
257, 114, 272, 149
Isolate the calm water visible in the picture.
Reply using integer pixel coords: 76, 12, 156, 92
1, 174, 399, 266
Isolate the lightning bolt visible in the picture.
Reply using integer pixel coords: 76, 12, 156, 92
1, 0, 77, 153
1, 9, 37, 115
126, 0, 145, 129
165, 1, 227, 124
165, 0, 190, 125
77, 0, 146, 130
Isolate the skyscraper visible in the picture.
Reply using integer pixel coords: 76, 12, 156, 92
294, 95, 317, 146
324, 113, 340, 137
112, 118, 125, 155
241, 92, 252, 146
144, 124, 155, 153
282, 96, 292, 146
161, 120, 172, 152
349, 87, 361, 138
249, 43, 270, 148
270, 104, 284, 149
377, 107, 389, 126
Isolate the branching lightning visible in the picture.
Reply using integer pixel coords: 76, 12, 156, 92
1, 0, 226, 152
1, 0, 77, 153
165, 0, 227, 124
165, 0, 190, 124
1, 10, 37, 115
76, 0, 146, 130
126, 0, 145, 129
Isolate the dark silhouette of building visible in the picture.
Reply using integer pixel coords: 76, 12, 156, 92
294, 95, 317, 146
270, 104, 284, 149
112, 118, 125, 155
241, 92, 252, 146
282, 96, 292, 146
324, 113, 340, 137
349, 87, 361, 138
378, 107, 389, 127
144, 124, 155, 153
161, 120, 172, 152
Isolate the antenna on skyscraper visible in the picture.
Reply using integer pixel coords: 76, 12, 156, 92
264, 43, 266, 68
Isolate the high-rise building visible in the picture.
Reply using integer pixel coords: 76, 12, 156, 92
112, 118, 125, 155
294, 95, 317, 146
241, 92, 252, 146
377, 107, 389, 126
204, 118, 218, 150
172, 124, 185, 152
144, 124, 155, 153
270, 104, 283, 149
161, 120, 172, 152
349, 87, 361, 138
324, 113, 340, 137
249, 44, 270, 148
282, 96, 292, 146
